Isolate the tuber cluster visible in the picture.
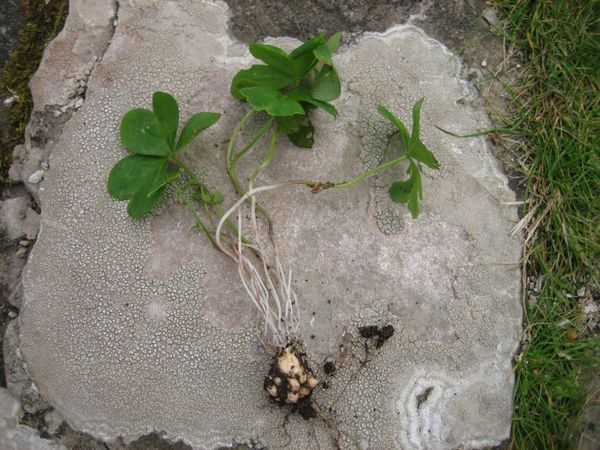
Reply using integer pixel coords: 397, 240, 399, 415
264, 345, 318, 404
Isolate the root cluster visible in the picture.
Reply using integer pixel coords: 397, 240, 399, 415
264, 345, 318, 405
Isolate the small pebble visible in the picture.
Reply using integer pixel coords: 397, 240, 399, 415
3, 95, 17, 107
19, 240, 30, 247
8, 311, 17, 318
481, 59, 488, 67
28, 170, 45, 184
481, 8, 499, 26
16, 247, 28, 258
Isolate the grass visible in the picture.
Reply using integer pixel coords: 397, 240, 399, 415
0, 0, 68, 188
492, 1, 600, 448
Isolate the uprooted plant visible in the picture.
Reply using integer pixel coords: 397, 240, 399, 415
107, 32, 438, 410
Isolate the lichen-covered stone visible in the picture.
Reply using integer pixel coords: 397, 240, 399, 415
19, 1, 521, 449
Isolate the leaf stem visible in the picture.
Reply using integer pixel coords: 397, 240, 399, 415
170, 155, 239, 238
173, 185, 218, 250
250, 130, 279, 187
293, 154, 410, 192
332, 155, 409, 189
226, 109, 255, 196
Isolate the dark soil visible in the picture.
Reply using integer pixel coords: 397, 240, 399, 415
0, 0, 68, 187
224, 0, 502, 69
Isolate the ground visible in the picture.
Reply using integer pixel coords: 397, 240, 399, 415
2, 1, 523, 449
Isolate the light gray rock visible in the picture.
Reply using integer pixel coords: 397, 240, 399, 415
0, 388, 22, 427
44, 409, 64, 436
27, 170, 45, 185
0, 388, 66, 450
3, 320, 49, 415
19, 1, 521, 449
28, 0, 117, 112
0, 196, 30, 241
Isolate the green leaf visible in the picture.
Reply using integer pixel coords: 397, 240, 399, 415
377, 105, 410, 149
388, 178, 412, 204
194, 189, 224, 204
409, 139, 439, 169
288, 121, 315, 148
230, 65, 295, 100
411, 97, 425, 142
311, 65, 340, 102
289, 33, 326, 59
152, 92, 179, 148
314, 44, 332, 65
127, 185, 166, 219
107, 155, 168, 200
276, 115, 303, 134
326, 32, 342, 53
175, 112, 221, 151
120, 108, 172, 157
388, 161, 422, 219
147, 170, 181, 196
249, 43, 297, 76
289, 86, 338, 117
240, 86, 305, 117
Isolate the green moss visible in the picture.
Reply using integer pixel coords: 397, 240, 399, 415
0, 0, 68, 188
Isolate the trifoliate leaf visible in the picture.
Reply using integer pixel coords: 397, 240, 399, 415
152, 92, 179, 148
311, 65, 341, 102
240, 86, 305, 117
411, 97, 425, 142
409, 139, 439, 169
276, 115, 303, 134
175, 112, 221, 151
147, 170, 181, 196
288, 121, 315, 148
107, 155, 168, 200
376, 105, 410, 150
230, 65, 295, 100
120, 109, 172, 157
314, 44, 333, 65
289, 86, 338, 117
127, 184, 166, 219
388, 161, 423, 219
326, 32, 342, 53
249, 43, 297, 76
289, 33, 326, 59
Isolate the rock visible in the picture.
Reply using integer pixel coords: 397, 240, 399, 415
23, 208, 40, 240
44, 409, 64, 435
22, 382, 51, 415
482, 8, 499, 26
19, 1, 521, 448
4, 320, 28, 397
0, 388, 66, 450
0, 196, 30, 241
0, 251, 26, 308
0, 388, 22, 427
27, 170, 45, 184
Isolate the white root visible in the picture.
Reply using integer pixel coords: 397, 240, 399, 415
215, 183, 300, 348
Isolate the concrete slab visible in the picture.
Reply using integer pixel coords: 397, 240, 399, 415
18, 1, 521, 449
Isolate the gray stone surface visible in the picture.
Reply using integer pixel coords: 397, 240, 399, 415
17, 1, 521, 449
0, 387, 66, 450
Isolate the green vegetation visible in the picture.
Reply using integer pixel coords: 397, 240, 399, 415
0, 0, 68, 187
107, 35, 438, 370
493, 1, 600, 448
108, 34, 437, 226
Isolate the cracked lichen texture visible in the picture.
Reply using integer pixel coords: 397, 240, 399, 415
18, 1, 521, 449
